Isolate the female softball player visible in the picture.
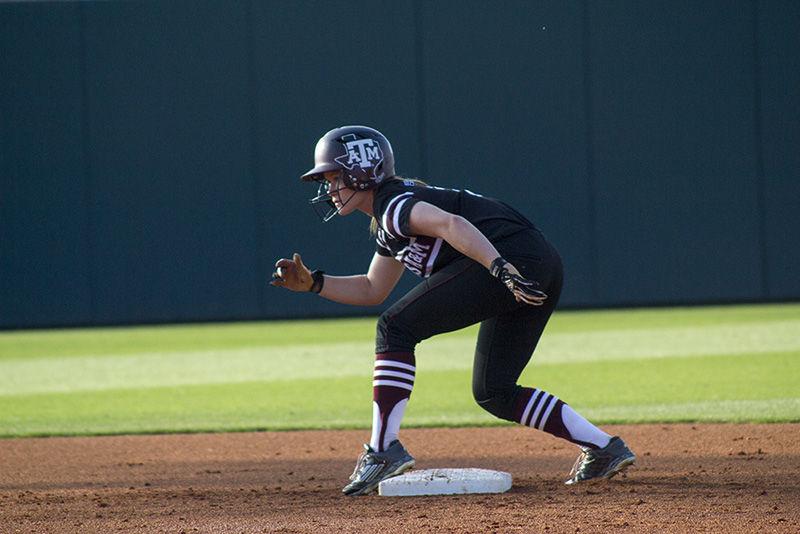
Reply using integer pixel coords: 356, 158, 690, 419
271, 126, 635, 496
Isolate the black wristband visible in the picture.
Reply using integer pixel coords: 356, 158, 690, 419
310, 270, 325, 294
489, 257, 508, 279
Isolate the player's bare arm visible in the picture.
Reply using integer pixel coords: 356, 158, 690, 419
406, 201, 501, 270
317, 253, 403, 306
271, 252, 403, 306
407, 201, 547, 305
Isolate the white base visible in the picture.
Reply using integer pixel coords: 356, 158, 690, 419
378, 468, 512, 497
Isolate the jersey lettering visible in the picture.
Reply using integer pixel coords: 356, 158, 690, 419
395, 237, 441, 277
403, 242, 430, 273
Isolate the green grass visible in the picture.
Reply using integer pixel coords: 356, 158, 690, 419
1, 303, 798, 437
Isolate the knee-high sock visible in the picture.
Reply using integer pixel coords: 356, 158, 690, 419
370, 352, 415, 452
513, 387, 611, 449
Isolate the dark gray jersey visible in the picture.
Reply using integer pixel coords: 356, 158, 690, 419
372, 178, 536, 277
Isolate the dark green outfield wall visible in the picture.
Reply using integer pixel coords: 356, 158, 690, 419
1, 1, 798, 328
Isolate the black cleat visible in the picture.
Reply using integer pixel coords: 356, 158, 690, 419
342, 440, 415, 496
565, 436, 636, 485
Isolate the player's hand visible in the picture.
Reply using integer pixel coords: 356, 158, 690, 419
270, 253, 313, 292
489, 257, 548, 306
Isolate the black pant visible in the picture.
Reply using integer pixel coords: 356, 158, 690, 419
376, 229, 564, 421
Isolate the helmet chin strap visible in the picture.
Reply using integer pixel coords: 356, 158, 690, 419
309, 175, 362, 222
325, 186, 359, 222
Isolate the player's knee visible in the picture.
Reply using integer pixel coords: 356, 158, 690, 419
472, 384, 517, 421
376, 311, 418, 353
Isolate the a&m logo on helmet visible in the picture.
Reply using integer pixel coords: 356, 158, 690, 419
335, 134, 385, 179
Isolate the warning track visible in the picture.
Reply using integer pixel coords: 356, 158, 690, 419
2, 424, 798, 533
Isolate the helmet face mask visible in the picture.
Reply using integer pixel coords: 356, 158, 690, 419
301, 126, 395, 221
309, 178, 337, 222
308, 171, 361, 222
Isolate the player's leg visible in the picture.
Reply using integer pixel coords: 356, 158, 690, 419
472, 306, 614, 450
344, 257, 516, 495
370, 256, 515, 452
471, 254, 635, 482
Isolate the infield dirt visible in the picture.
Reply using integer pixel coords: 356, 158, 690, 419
2, 424, 798, 533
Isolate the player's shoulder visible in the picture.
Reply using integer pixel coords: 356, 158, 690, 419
373, 177, 423, 213
376, 177, 422, 196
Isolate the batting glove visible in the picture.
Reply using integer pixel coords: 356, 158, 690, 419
489, 257, 548, 306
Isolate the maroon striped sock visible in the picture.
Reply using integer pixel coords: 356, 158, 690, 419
370, 352, 416, 452
513, 387, 611, 449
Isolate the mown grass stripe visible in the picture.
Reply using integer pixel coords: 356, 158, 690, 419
0, 349, 797, 437
2, 316, 799, 395
2, 303, 798, 360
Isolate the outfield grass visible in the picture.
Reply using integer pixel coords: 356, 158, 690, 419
0, 303, 798, 437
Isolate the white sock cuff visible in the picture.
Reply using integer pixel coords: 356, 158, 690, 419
562, 404, 611, 449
